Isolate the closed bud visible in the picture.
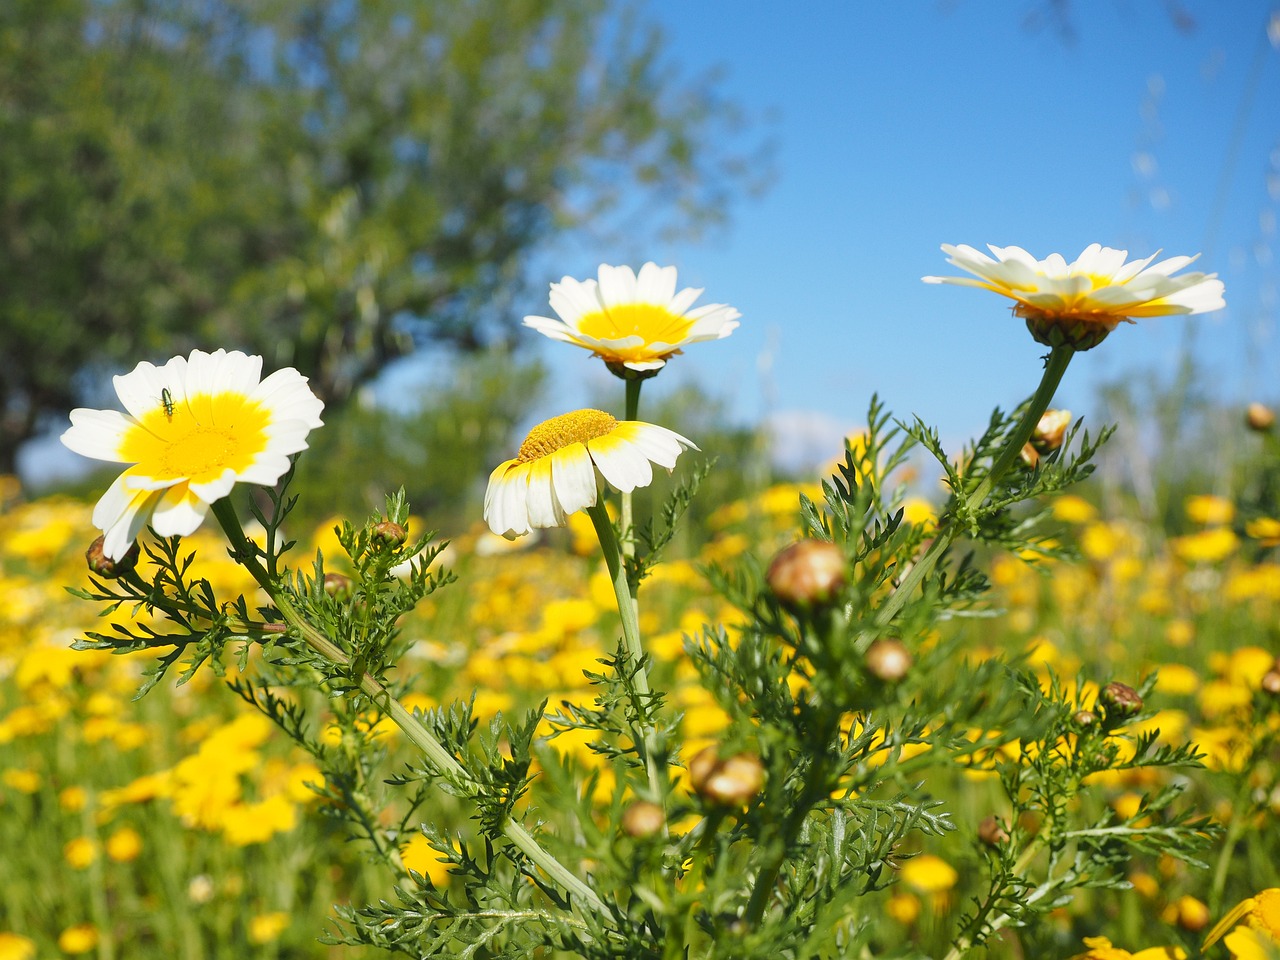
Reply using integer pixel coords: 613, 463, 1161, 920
1246, 402, 1275, 432
866, 638, 912, 682
372, 520, 407, 548
1072, 709, 1098, 730
766, 540, 846, 610
1262, 670, 1280, 696
688, 746, 765, 806
620, 801, 665, 838
323, 573, 353, 599
1032, 409, 1072, 453
1019, 442, 1039, 469
977, 815, 1009, 847
1100, 682, 1143, 718
86, 536, 139, 579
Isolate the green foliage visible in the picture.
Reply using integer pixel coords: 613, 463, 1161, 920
0, 0, 760, 469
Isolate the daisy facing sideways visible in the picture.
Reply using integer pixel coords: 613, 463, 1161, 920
484, 409, 696, 539
524, 262, 740, 374
60, 348, 325, 560
923, 243, 1225, 350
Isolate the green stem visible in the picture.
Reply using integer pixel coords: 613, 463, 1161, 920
619, 377, 642, 564
875, 344, 1075, 629
209, 499, 608, 915
588, 501, 663, 801
587, 502, 646, 694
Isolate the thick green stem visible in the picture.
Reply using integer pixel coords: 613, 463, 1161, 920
587, 502, 647, 695
619, 378, 642, 558
587, 501, 663, 801
875, 344, 1076, 629
209, 499, 608, 915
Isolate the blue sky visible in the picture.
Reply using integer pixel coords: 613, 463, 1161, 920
527, 1, 1280, 470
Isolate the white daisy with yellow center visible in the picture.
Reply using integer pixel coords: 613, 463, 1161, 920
484, 409, 696, 539
923, 243, 1225, 350
61, 348, 325, 559
523, 262, 740, 372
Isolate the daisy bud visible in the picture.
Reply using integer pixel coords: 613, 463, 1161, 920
766, 540, 846, 610
1100, 682, 1143, 718
621, 801, 665, 838
86, 535, 139, 579
1019, 442, 1039, 469
977, 815, 1009, 847
1032, 409, 1072, 453
1072, 710, 1098, 730
688, 747, 765, 806
323, 573, 353, 599
865, 638, 912, 682
1261, 670, 1280, 696
372, 520, 407, 548
1247, 402, 1275, 432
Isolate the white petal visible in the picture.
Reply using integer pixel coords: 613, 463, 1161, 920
252, 368, 324, 428
61, 409, 133, 461
93, 473, 161, 560
597, 263, 640, 307
589, 433, 653, 492
149, 484, 210, 538
549, 445, 599, 517
523, 457, 564, 528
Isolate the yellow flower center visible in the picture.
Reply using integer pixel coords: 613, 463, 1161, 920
517, 409, 617, 462
576, 304, 694, 345
118, 392, 271, 483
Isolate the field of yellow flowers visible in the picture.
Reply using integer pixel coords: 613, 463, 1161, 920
2, 451, 1279, 958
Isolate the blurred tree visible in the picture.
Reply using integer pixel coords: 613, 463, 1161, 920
0, 0, 761, 473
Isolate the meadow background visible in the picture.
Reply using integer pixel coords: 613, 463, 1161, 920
3, 1, 1280, 957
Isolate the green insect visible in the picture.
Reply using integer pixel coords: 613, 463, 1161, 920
160, 388, 175, 420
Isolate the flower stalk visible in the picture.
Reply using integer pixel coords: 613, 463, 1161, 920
209, 498, 609, 916
875, 343, 1075, 629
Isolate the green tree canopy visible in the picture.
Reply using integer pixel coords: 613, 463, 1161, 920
0, 0, 759, 473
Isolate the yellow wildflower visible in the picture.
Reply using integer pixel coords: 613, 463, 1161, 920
1204, 888, 1280, 958
1171, 528, 1239, 564
1066, 936, 1186, 959
57, 925, 99, 955
106, 826, 143, 863
63, 837, 98, 870
1243, 516, 1280, 547
0, 933, 36, 960
400, 832, 453, 887
248, 912, 290, 945
1185, 495, 1235, 526
899, 854, 958, 894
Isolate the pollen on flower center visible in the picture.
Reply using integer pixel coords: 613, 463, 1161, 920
517, 409, 618, 462
157, 427, 241, 478
577, 304, 694, 344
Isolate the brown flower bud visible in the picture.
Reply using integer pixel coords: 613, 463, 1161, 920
85, 536, 139, 579
1261, 670, 1280, 696
977, 815, 1009, 846
866, 638, 912, 682
1072, 709, 1098, 729
372, 520, 408, 548
1032, 409, 1072, 453
1100, 682, 1143, 718
1019, 442, 1039, 469
766, 540, 846, 610
620, 801, 665, 838
688, 746, 765, 806
1246, 402, 1275, 432
323, 573, 353, 599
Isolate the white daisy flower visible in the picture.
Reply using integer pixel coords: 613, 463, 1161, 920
484, 409, 696, 539
923, 243, 1225, 349
60, 348, 325, 559
524, 262, 740, 373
